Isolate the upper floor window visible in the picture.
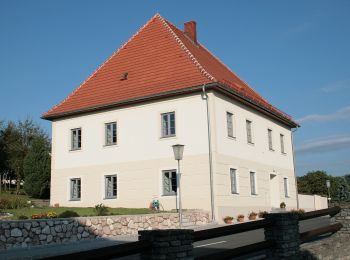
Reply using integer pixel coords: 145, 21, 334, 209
161, 112, 175, 137
283, 177, 289, 198
250, 171, 257, 195
268, 129, 273, 151
230, 168, 238, 194
70, 178, 81, 200
246, 120, 253, 144
162, 170, 177, 196
105, 175, 117, 199
71, 128, 81, 150
226, 112, 234, 138
105, 122, 117, 146
280, 134, 285, 154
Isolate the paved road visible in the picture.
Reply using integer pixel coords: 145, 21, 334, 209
193, 216, 331, 258
0, 217, 330, 259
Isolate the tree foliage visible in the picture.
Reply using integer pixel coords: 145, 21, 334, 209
297, 170, 350, 201
23, 136, 51, 198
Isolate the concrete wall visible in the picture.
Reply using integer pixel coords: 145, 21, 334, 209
298, 194, 328, 211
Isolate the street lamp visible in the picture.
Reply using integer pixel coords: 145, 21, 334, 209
326, 180, 331, 207
172, 144, 184, 228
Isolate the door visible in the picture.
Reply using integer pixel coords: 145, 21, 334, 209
270, 174, 280, 209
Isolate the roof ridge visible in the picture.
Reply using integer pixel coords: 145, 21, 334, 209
155, 14, 216, 82
44, 14, 160, 116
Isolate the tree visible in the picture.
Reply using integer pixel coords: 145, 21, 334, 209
297, 170, 342, 199
23, 136, 51, 198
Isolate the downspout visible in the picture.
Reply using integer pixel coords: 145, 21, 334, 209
202, 84, 216, 222
291, 127, 299, 209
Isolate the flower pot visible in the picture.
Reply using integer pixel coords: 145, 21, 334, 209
237, 217, 244, 222
224, 219, 233, 224
248, 215, 257, 220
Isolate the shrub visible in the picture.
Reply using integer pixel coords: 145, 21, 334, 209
31, 211, 57, 219
280, 202, 286, 209
248, 212, 258, 220
94, 204, 109, 216
223, 216, 234, 223
18, 215, 28, 219
290, 208, 305, 217
58, 210, 80, 218
0, 197, 27, 209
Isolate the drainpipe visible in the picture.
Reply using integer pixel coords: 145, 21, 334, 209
291, 127, 299, 209
202, 84, 216, 222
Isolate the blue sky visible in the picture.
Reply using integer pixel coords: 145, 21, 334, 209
0, 0, 349, 176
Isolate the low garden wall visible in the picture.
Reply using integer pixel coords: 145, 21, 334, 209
0, 211, 209, 250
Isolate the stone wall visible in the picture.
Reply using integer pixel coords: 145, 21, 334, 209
333, 203, 350, 236
0, 211, 209, 250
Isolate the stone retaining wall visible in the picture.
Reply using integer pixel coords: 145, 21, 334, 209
0, 211, 209, 250
333, 203, 350, 236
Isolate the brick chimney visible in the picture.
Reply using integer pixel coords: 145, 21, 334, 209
184, 21, 197, 44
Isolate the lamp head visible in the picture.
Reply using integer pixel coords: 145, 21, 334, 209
172, 144, 185, 160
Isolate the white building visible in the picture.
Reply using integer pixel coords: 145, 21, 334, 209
43, 14, 299, 221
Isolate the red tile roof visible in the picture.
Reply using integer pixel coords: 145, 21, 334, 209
43, 14, 297, 127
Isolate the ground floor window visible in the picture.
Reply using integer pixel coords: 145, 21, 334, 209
162, 170, 177, 196
70, 178, 81, 200
250, 171, 257, 195
284, 177, 289, 198
230, 168, 238, 194
105, 175, 117, 199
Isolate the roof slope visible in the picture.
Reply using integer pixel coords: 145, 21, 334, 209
43, 14, 296, 126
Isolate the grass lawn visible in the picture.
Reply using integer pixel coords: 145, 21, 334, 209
6, 207, 155, 220
1, 191, 156, 220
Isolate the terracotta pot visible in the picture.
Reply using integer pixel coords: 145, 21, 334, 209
249, 215, 257, 220
224, 219, 233, 224
237, 217, 244, 222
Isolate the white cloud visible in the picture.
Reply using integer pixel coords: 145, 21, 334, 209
297, 106, 350, 124
321, 79, 350, 93
296, 135, 350, 154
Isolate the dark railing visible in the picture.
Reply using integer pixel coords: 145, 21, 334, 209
43, 206, 342, 260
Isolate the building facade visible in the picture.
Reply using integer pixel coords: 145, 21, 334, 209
44, 14, 299, 221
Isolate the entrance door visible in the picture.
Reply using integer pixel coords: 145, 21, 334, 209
270, 174, 280, 209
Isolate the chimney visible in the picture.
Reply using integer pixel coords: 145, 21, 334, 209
184, 21, 197, 44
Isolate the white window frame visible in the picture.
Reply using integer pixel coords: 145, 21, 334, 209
249, 171, 258, 195
104, 174, 117, 199
268, 128, 274, 151
283, 177, 290, 198
70, 178, 81, 201
105, 122, 117, 146
280, 134, 286, 154
161, 169, 177, 196
226, 112, 235, 138
230, 168, 239, 194
161, 112, 176, 138
246, 120, 254, 144
71, 128, 81, 151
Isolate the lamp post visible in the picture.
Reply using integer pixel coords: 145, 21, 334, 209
326, 180, 331, 207
172, 144, 184, 228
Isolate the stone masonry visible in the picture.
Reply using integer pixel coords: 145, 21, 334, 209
0, 211, 209, 250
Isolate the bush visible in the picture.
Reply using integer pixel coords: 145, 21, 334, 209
58, 210, 80, 218
18, 215, 28, 219
31, 211, 57, 219
0, 197, 27, 209
280, 202, 286, 209
94, 204, 109, 216
258, 210, 268, 218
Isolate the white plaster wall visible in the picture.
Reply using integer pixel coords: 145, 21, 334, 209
209, 92, 298, 221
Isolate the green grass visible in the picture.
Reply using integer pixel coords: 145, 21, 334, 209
6, 207, 155, 219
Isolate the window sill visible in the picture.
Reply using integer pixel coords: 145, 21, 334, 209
231, 192, 239, 195
247, 142, 255, 146
227, 136, 236, 140
69, 148, 82, 152
104, 197, 117, 200
269, 149, 275, 152
281, 152, 287, 156
161, 194, 177, 197
103, 144, 118, 148
69, 199, 81, 201
160, 135, 177, 140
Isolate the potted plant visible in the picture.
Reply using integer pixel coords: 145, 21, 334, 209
280, 202, 286, 209
248, 212, 258, 220
223, 216, 234, 224
258, 210, 268, 218
237, 214, 245, 222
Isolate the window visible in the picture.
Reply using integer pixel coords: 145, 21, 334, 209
162, 170, 177, 196
105, 175, 117, 199
250, 171, 257, 195
161, 112, 176, 137
70, 178, 81, 200
280, 134, 285, 154
226, 112, 234, 138
105, 122, 117, 146
246, 120, 253, 144
284, 177, 289, 198
71, 128, 81, 150
268, 129, 273, 151
230, 168, 238, 194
